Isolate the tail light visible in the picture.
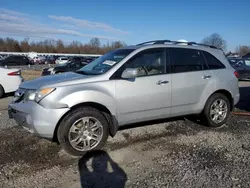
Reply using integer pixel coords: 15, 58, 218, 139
8, 70, 21, 76
234, 71, 239, 78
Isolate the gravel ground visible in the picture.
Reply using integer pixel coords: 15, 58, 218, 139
0, 81, 250, 188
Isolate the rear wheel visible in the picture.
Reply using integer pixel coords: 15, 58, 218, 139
0, 85, 4, 98
201, 93, 230, 127
57, 107, 109, 156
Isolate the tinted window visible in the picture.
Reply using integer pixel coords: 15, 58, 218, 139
170, 48, 206, 73
70, 62, 82, 68
203, 51, 225, 69
6, 56, 14, 61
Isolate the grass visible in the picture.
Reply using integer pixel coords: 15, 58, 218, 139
21, 70, 42, 81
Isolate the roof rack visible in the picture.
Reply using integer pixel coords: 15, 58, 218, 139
136, 40, 218, 49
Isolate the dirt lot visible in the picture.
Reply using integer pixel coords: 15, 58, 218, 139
1, 78, 250, 187
21, 70, 42, 80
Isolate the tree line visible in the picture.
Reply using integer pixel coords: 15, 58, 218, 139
0, 33, 249, 56
0, 37, 126, 54
201, 33, 250, 56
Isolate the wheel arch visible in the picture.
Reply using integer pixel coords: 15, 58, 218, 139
52, 102, 118, 142
0, 84, 5, 98
206, 89, 234, 111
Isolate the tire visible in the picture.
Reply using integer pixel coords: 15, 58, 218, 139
201, 93, 230, 127
56, 71, 63, 74
57, 107, 109, 156
0, 85, 4, 98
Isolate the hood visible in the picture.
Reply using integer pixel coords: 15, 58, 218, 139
20, 72, 92, 90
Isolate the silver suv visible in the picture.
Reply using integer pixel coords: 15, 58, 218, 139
8, 40, 240, 156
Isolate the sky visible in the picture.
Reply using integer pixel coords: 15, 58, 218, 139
0, 0, 249, 51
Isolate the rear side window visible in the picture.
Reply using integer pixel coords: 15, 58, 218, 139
169, 48, 206, 73
203, 51, 225, 69
245, 60, 250, 66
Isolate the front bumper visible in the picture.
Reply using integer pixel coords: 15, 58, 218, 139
8, 101, 69, 139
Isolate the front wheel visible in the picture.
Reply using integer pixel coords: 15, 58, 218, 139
201, 93, 230, 127
57, 107, 109, 156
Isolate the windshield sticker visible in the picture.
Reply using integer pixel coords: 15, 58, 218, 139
102, 60, 116, 66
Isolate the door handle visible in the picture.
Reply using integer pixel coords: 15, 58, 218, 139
156, 80, 169, 85
202, 75, 212, 79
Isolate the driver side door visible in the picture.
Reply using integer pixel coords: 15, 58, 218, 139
111, 48, 172, 125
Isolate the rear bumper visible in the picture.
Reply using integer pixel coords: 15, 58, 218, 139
8, 101, 69, 139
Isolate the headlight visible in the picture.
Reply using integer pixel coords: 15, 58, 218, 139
25, 88, 55, 102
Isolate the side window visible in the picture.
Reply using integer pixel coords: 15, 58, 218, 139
74, 62, 82, 68
170, 48, 206, 73
69, 62, 76, 68
203, 51, 225, 69
123, 48, 166, 77
244, 60, 250, 66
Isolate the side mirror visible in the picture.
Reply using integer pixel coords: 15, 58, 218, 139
121, 68, 138, 79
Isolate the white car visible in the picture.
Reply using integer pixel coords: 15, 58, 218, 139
0, 67, 23, 98
55, 57, 69, 64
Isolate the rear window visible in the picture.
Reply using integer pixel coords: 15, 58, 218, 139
203, 51, 226, 69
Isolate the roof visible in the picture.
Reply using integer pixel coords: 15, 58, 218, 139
120, 40, 221, 52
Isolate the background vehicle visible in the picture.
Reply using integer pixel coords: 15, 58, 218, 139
55, 57, 69, 64
228, 58, 250, 80
0, 67, 23, 98
32, 56, 47, 64
9, 40, 240, 156
41, 60, 88, 76
44, 56, 56, 64
227, 57, 242, 67
0, 55, 30, 66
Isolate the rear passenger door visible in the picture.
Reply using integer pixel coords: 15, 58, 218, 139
169, 48, 214, 117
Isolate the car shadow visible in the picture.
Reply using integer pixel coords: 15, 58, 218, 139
119, 116, 185, 131
78, 150, 127, 188
1, 92, 14, 99
236, 86, 250, 112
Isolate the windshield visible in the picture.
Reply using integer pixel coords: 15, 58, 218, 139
77, 49, 134, 75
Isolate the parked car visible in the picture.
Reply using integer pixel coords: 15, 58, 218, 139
0, 55, 30, 66
8, 40, 240, 156
44, 56, 56, 64
55, 57, 69, 64
228, 58, 250, 80
0, 67, 23, 98
32, 56, 47, 64
41, 60, 88, 76
68, 56, 84, 62
227, 57, 242, 67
